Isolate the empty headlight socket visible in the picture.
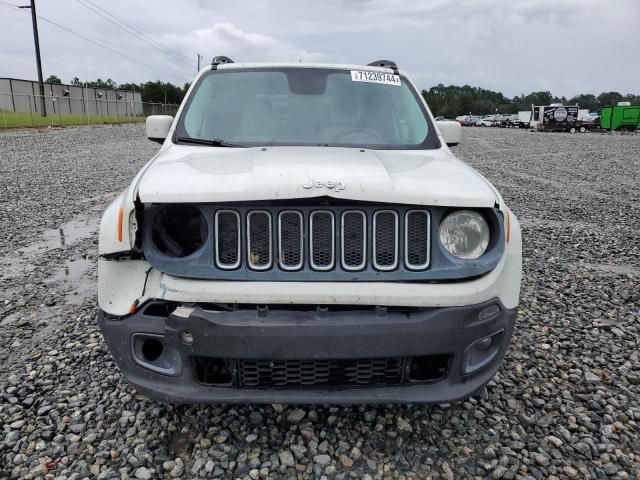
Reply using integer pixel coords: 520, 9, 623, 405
129, 197, 145, 258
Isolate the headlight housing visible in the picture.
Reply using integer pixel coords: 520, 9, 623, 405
439, 210, 490, 259
151, 205, 208, 257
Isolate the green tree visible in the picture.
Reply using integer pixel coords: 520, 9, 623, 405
568, 94, 598, 110
45, 75, 62, 84
597, 91, 624, 107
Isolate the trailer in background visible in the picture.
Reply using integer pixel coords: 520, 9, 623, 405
600, 103, 640, 131
532, 105, 579, 132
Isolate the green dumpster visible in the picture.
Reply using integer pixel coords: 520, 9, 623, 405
600, 105, 640, 131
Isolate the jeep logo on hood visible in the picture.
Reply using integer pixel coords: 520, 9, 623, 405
302, 180, 346, 192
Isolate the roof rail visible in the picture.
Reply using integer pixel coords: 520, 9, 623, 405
367, 60, 399, 74
211, 56, 234, 70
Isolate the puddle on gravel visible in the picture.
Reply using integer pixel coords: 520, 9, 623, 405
47, 258, 95, 305
0, 214, 100, 326
49, 257, 92, 283
21, 217, 98, 253
1, 258, 94, 325
0, 215, 99, 281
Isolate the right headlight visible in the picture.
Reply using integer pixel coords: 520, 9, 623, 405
438, 210, 490, 259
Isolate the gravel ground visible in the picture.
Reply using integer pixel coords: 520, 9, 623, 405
0, 124, 639, 480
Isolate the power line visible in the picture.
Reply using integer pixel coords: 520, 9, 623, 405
83, 0, 192, 63
74, 0, 194, 68
36, 14, 189, 81
3, 1, 190, 81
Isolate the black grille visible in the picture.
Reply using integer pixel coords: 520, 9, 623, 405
247, 211, 271, 269
192, 354, 451, 388
342, 211, 366, 270
374, 211, 398, 270
215, 211, 240, 268
310, 211, 334, 270
238, 358, 404, 388
279, 211, 303, 269
406, 210, 430, 269
197, 206, 433, 275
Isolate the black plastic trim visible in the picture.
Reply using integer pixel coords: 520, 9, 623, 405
210, 55, 234, 69
97, 299, 517, 404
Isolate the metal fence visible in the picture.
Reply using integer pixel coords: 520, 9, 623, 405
0, 91, 180, 129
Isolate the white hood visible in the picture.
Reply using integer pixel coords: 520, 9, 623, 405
136, 145, 498, 207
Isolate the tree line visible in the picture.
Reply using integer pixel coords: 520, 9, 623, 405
45, 75, 190, 104
44, 74, 638, 114
421, 84, 640, 118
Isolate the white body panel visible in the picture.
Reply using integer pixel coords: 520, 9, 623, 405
145, 115, 173, 140
434, 120, 462, 145
136, 145, 497, 207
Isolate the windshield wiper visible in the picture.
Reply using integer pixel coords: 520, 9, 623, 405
176, 136, 246, 148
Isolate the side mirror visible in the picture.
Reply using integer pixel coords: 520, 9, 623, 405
146, 115, 174, 144
436, 120, 462, 147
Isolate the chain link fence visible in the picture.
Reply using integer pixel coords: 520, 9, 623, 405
0, 91, 180, 129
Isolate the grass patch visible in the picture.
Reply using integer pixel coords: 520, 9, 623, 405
0, 110, 145, 129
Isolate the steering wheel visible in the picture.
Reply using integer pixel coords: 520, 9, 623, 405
335, 127, 384, 142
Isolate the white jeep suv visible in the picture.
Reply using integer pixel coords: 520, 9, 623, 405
98, 57, 522, 403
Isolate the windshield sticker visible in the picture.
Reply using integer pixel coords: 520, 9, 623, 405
351, 70, 401, 86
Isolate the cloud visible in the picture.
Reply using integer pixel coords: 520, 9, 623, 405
0, 0, 638, 97
156, 23, 327, 65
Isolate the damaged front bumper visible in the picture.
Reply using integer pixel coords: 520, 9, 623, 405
98, 299, 516, 404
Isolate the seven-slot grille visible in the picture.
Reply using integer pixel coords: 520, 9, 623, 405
213, 207, 431, 272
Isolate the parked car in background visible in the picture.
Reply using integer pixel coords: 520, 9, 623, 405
467, 115, 482, 126
507, 115, 520, 128
579, 112, 600, 132
494, 114, 510, 127
476, 115, 494, 127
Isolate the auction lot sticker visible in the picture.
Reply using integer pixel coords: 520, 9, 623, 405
351, 70, 401, 86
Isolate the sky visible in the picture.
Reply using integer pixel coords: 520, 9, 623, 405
0, 0, 638, 98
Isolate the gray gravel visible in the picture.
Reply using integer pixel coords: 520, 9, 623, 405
1, 124, 639, 479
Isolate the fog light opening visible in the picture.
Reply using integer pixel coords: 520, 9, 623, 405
462, 330, 505, 375
141, 338, 164, 362
408, 354, 450, 382
474, 336, 493, 351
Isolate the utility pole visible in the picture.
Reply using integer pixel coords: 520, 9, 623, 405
197, 53, 202, 72
19, 0, 46, 116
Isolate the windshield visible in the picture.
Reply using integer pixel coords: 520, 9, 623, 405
176, 67, 439, 149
